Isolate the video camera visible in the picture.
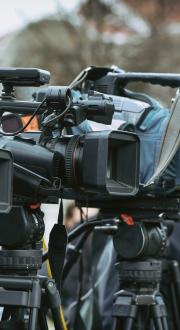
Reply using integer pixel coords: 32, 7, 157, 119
1, 65, 180, 210
0, 67, 142, 210
1, 66, 180, 210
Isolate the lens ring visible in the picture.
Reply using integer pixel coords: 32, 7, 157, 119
65, 135, 81, 186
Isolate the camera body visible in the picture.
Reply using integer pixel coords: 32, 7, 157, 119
0, 67, 141, 209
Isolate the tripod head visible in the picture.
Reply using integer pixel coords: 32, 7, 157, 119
0, 205, 45, 275
106, 194, 180, 260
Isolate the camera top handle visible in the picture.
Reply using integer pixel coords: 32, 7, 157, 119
116, 72, 180, 88
85, 66, 180, 88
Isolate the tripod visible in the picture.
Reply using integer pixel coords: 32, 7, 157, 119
0, 205, 65, 330
0, 273, 62, 330
110, 196, 180, 330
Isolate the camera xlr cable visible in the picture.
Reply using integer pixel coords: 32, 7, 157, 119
43, 238, 68, 330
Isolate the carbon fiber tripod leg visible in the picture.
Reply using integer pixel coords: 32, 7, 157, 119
113, 292, 138, 330
151, 296, 168, 330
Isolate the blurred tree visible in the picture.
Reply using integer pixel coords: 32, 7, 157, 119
80, 0, 112, 29
122, 0, 180, 35
0, 19, 124, 93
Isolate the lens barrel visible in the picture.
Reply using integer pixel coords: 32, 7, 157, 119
50, 130, 139, 196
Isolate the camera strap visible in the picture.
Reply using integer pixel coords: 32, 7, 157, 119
145, 91, 180, 186
48, 198, 67, 293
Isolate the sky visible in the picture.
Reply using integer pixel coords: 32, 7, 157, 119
0, 0, 81, 37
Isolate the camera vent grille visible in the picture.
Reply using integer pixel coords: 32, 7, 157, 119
95, 84, 108, 94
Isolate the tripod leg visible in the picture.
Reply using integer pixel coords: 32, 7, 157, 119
151, 305, 167, 330
38, 309, 49, 330
124, 318, 135, 330
168, 282, 180, 329
152, 317, 163, 330
161, 317, 169, 330
170, 260, 180, 329
28, 308, 39, 330
28, 279, 42, 330
45, 279, 63, 330
114, 305, 138, 330
171, 260, 180, 306
137, 307, 151, 330
115, 318, 134, 330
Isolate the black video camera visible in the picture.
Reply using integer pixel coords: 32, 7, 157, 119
0, 67, 140, 211
1, 66, 180, 212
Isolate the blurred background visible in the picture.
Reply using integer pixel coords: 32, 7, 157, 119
0, 0, 180, 106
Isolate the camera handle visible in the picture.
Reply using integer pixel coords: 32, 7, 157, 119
84, 66, 180, 88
